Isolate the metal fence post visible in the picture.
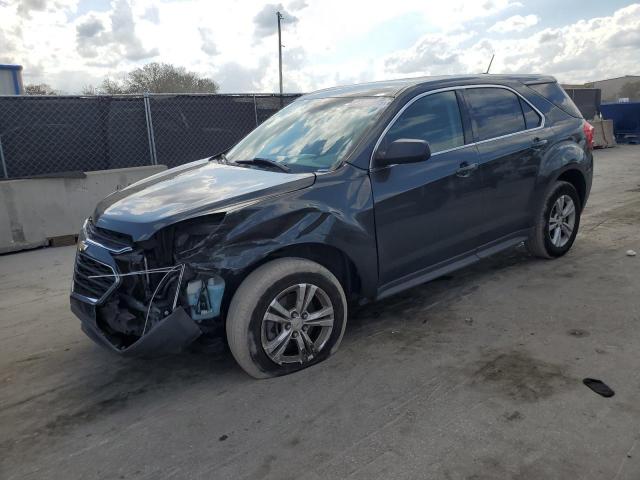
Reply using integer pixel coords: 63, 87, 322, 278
253, 94, 259, 126
0, 135, 8, 179
143, 92, 158, 165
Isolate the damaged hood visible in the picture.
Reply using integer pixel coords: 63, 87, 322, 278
93, 159, 315, 240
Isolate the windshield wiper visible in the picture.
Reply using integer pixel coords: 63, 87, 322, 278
234, 157, 290, 173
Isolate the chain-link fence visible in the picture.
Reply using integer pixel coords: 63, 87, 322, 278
0, 93, 301, 179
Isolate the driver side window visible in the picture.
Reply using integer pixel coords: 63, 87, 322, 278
381, 91, 465, 155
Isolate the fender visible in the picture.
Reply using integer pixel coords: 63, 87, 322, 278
173, 163, 379, 301
531, 122, 593, 215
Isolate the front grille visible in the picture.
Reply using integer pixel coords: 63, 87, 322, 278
73, 253, 119, 304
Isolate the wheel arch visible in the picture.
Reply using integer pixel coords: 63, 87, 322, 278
555, 167, 587, 209
221, 242, 364, 317
259, 243, 361, 299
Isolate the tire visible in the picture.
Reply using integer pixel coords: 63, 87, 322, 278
526, 181, 582, 259
226, 258, 348, 379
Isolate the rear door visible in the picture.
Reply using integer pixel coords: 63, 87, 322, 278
462, 86, 550, 246
370, 90, 484, 287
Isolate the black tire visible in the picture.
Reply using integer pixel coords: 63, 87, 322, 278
526, 181, 582, 259
226, 258, 347, 379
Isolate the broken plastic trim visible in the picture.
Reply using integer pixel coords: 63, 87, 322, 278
88, 263, 186, 337
74, 301, 202, 356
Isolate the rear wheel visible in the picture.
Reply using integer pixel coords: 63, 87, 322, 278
226, 258, 347, 379
526, 181, 581, 258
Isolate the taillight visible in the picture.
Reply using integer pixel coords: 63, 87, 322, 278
583, 121, 594, 150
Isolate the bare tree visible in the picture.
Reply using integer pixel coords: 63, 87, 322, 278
99, 78, 128, 94
83, 63, 219, 94
80, 85, 98, 95
25, 83, 58, 95
125, 63, 219, 93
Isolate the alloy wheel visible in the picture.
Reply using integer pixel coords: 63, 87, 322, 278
261, 283, 335, 365
548, 194, 576, 248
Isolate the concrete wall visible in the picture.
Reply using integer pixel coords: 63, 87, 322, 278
586, 76, 640, 102
0, 165, 166, 254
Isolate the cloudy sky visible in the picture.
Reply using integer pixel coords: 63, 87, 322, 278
1, 0, 639, 93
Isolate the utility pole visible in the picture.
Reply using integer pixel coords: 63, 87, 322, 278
277, 11, 283, 96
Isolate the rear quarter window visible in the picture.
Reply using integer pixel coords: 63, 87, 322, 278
464, 88, 526, 141
528, 82, 583, 118
520, 98, 542, 129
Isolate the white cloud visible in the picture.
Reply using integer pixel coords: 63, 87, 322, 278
17, 0, 47, 18
488, 14, 539, 33
383, 4, 640, 84
142, 5, 160, 24
198, 27, 219, 56
0, 0, 639, 93
384, 32, 475, 75
253, 3, 299, 42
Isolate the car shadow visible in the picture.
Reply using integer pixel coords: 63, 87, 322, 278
347, 244, 536, 338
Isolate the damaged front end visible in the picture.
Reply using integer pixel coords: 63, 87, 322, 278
70, 217, 226, 355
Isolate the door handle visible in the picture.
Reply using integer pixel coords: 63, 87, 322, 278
456, 162, 478, 177
532, 137, 548, 148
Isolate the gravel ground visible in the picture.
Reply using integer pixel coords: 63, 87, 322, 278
1, 146, 639, 480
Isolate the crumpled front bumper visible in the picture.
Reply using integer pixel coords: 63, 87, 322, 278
70, 296, 202, 356
70, 224, 203, 356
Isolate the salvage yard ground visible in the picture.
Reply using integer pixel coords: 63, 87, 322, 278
1, 146, 640, 480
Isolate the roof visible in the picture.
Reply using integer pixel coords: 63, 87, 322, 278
588, 75, 640, 84
0, 64, 23, 71
302, 74, 557, 99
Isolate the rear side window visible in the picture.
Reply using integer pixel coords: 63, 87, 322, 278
520, 98, 542, 129
382, 91, 464, 154
528, 82, 583, 118
465, 88, 526, 141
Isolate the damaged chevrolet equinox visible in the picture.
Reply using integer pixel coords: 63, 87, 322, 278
71, 75, 593, 378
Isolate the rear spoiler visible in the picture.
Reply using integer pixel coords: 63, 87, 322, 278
521, 76, 558, 86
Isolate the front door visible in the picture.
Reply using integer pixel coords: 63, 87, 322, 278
370, 90, 484, 288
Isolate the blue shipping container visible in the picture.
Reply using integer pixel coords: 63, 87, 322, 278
0, 64, 24, 95
600, 102, 640, 143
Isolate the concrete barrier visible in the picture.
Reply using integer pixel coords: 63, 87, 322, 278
0, 165, 166, 254
591, 119, 617, 148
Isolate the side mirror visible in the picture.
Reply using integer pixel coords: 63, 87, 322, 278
374, 139, 431, 168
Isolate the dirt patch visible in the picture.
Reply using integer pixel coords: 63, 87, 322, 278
568, 329, 590, 338
472, 351, 573, 402
43, 386, 148, 435
592, 198, 640, 226
503, 410, 524, 422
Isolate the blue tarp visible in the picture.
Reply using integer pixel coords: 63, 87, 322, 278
600, 102, 640, 143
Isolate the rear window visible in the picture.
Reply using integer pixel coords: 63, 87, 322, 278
464, 88, 526, 141
528, 82, 583, 118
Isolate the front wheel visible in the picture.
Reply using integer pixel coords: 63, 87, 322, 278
226, 258, 347, 379
526, 181, 582, 259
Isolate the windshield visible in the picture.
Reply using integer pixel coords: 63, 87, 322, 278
226, 96, 392, 173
